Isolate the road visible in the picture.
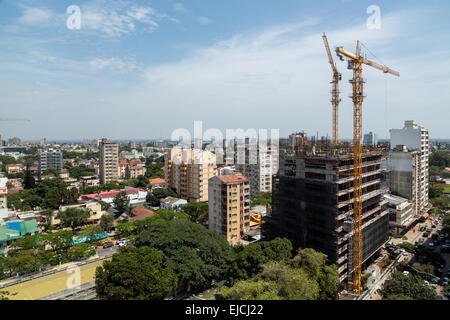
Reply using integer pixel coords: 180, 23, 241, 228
390, 214, 449, 299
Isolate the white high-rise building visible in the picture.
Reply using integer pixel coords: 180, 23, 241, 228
38, 149, 63, 174
390, 120, 430, 214
235, 143, 278, 195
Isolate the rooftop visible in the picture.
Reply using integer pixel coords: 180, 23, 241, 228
217, 174, 248, 184
149, 178, 165, 184
130, 206, 155, 221
161, 196, 185, 205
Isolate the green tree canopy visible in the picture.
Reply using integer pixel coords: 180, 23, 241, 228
113, 191, 130, 214
134, 219, 232, 292
179, 202, 208, 223
146, 188, 178, 207
68, 243, 96, 261
290, 248, 339, 300
100, 213, 114, 232
95, 246, 177, 300
379, 272, 438, 300
225, 238, 293, 285
57, 208, 90, 230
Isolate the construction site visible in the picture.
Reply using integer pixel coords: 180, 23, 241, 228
264, 140, 390, 286
263, 33, 401, 295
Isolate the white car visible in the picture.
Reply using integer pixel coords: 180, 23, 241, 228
117, 239, 129, 247
429, 242, 434, 248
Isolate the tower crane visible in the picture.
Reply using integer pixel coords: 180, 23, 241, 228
335, 41, 399, 294
322, 33, 342, 145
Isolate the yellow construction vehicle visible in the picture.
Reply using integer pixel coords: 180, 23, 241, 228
250, 213, 262, 227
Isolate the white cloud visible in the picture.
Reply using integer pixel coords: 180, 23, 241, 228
173, 2, 212, 26
89, 57, 137, 73
12, 1, 176, 37
99, 9, 447, 139
173, 3, 190, 15
198, 17, 212, 25
17, 6, 53, 25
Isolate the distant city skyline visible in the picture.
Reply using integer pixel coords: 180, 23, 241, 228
1, 1, 449, 140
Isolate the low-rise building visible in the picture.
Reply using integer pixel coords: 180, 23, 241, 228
384, 194, 415, 234
160, 196, 188, 210
81, 186, 148, 206
126, 166, 147, 179
57, 201, 106, 224
5, 164, 24, 175
149, 178, 165, 189
80, 176, 100, 187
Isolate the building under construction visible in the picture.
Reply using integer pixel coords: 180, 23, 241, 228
264, 139, 390, 284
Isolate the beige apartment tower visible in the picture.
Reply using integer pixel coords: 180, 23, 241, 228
208, 174, 251, 244
99, 138, 119, 184
164, 148, 217, 202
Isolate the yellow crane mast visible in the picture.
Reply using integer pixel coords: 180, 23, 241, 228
322, 33, 341, 145
335, 41, 399, 294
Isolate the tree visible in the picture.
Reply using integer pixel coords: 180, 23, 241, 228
250, 192, 272, 207
95, 246, 177, 300
57, 208, 90, 231
290, 248, 339, 300
100, 213, 114, 232
179, 202, 208, 223
429, 183, 444, 199
146, 188, 178, 207
415, 264, 434, 276
40, 209, 54, 231
134, 219, 232, 292
67, 243, 96, 261
225, 238, 293, 285
115, 221, 137, 237
429, 151, 450, 167
98, 201, 111, 211
113, 191, 130, 214
378, 272, 438, 300
60, 187, 79, 205
42, 231, 74, 257
23, 168, 36, 189
219, 262, 320, 300
80, 224, 103, 241
218, 280, 280, 300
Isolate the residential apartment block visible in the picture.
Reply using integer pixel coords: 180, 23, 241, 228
164, 148, 217, 202
126, 166, 147, 179
38, 148, 63, 174
390, 120, 430, 215
235, 144, 278, 195
208, 174, 251, 244
99, 138, 119, 184
387, 146, 422, 218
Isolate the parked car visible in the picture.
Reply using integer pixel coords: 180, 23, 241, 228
420, 226, 426, 232
103, 241, 114, 249
426, 228, 432, 233
442, 277, 448, 286
429, 242, 434, 248
423, 232, 430, 238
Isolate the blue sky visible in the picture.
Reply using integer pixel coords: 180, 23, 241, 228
0, 0, 449, 140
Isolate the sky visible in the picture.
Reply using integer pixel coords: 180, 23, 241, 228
0, 0, 449, 141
